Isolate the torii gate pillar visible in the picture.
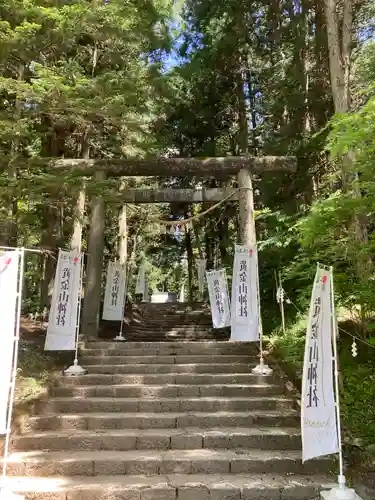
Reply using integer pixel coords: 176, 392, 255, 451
237, 168, 256, 246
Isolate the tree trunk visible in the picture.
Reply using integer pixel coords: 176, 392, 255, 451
185, 220, 194, 302
192, 219, 204, 260
218, 214, 229, 266
118, 203, 127, 265
324, 0, 370, 298
205, 219, 214, 270
118, 180, 128, 265
236, 66, 248, 155
71, 131, 89, 251
81, 170, 106, 339
324, 0, 351, 114
40, 206, 58, 309
246, 70, 258, 155
4, 64, 25, 247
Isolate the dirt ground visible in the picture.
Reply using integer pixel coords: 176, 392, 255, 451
20, 317, 47, 340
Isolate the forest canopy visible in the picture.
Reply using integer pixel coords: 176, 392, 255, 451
1, 0, 375, 445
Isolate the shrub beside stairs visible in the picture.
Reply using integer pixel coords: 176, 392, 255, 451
3, 304, 334, 499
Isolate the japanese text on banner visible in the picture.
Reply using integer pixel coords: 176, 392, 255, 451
238, 258, 248, 319
45, 250, 82, 351
230, 245, 259, 341
102, 261, 127, 321
206, 269, 231, 329
57, 266, 71, 327
301, 267, 339, 462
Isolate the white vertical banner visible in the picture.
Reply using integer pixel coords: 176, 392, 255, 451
230, 244, 259, 341
301, 266, 339, 462
102, 261, 126, 321
0, 250, 21, 434
197, 259, 206, 294
206, 269, 231, 328
45, 250, 82, 351
135, 264, 145, 295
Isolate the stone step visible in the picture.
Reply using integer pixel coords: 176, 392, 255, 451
130, 321, 213, 327
52, 383, 284, 398
127, 326, 213, 332
130, 328, 214, 333
114, 335, 230, 342
82, 364, 255, 374
84, 342, 258, 354
55, 373, 269, 386
134, 311, 206, 314
126, 332, 223, 339
129, 324, 213, 328
129, 324, 213, 330
21, 410, 299, 432
125, 335, 229, 342
82, 347, 254, 357
132, 321, 213, 326
80, 355, 256, 365
13, 427, 302, 452
136, 307, 209, 313
4, 449, 331, 477
136, 304, 207, 309
1, 473, 336, 500
40, 396, 294, 414
126, 335, 227, 341
82, 348, 248, 358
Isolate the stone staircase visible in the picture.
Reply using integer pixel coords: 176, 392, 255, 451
124, 303, 229, 341
3, 304, 334, 499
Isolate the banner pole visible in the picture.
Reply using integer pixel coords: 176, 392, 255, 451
0, 248, 25, 500
278, 272, 286, 333
320, 266, 362, 500
252, 245, 272, 376
64, 253, 87, 376
330, 266, 345, 481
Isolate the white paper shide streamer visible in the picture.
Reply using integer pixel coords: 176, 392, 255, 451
230, 244, 259, 341
206, 269, 231, 328
0, 251, 20, 434
196, 259, 206, 294
301, 266, 339, 462
45, 250, 82, 351
102, 261, 126, 321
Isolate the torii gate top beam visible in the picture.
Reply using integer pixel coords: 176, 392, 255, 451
25, 155, 296, 177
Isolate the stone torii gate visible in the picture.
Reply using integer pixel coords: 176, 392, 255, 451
59, 156, 296, 337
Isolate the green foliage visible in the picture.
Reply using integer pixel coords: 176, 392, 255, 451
270, 317, 307, 373
340, 360, 375, 444
16, 339, 71, 405
291, 39, 375, 326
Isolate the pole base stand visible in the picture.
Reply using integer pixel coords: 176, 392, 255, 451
114, 334, 126, 341
252, 359, 273, 376
64, 359, 87, 376
321, 487, 362, 500
0, 488, 25, 500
